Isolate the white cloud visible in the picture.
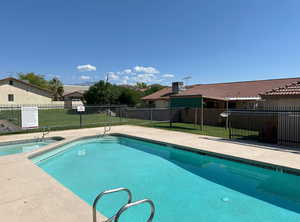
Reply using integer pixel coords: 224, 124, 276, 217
135, 73, 156, 83
107, 72, 119, 81
120, 76, 130, 85
163, 74, 175, 78
80, 75, 91, 81
122, 69, 132, 74
77, 64, 96, 72
104, 65, 175, 85
134, 66, 160, 74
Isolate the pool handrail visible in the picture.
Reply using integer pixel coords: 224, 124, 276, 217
100, 109, 112, 137
114, 199, 155, 222
92, 187, 132, 222
103, 125, 111, 136
41, 126, 50, 141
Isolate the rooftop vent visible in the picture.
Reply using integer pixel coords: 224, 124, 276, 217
172, 82, 184, 94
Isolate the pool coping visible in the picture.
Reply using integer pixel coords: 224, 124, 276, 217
1, 125, 300, 222
113, 133, 300, 175
0, 136, 64, 146
29, 133, 300, 176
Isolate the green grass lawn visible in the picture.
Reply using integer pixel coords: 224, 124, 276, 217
38, 109, 152, 130
0, 108, 150, 135
0, 110, 21, 126
143, 122, 230, 138
141, 122, 259, 140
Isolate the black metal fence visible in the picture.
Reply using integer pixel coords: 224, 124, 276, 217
1, 104, 299, 147
0, 105, 171, 135
229, 107, 300, 146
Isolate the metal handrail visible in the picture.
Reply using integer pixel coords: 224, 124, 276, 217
101, 109, 113, 137
92, 188, 132, 222
114, 199, 155, 222
103, 125, 111, 136
40, 126, 50, 141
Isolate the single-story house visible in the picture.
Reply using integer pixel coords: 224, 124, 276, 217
0, 77, 89, 107
260, 81, 300, 107
0, 77, 53, 105
63, 85, 89, 108
142, 77, 300, 108
63, 85, 89, 101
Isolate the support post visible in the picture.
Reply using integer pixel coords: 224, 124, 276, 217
229, 116, 232, 139
80, 112, 82, 128
194, 107, 198, 127
201, 97, 204, 131
226, 100, 229, 130
169, 107, 173, 128
119, 107, 122, 122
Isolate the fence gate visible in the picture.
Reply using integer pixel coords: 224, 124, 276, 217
229, 108, 300, 146
277, 110, 300, 145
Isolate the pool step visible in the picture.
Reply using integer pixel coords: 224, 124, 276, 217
93, 187, 155, 222
98, 136, 119, 143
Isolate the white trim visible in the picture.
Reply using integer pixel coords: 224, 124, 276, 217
225, 97, 261, 101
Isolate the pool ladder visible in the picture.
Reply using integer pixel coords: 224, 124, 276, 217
41, 127, 50, 140
36, 127, 50, 142
102, 125, 111, 137
93, 188, 155, 222
101, 109, 113, 137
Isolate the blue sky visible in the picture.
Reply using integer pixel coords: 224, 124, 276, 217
1, 0, 300, 85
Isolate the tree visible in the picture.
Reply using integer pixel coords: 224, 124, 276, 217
136, 82, 147, 89
48, 77, 64, 101
84, 80, 121, 105
118, 87, 141, 106
18, 72, 49, 89
18, 72, 64, 101
143, 84, 165, 96
84, 80, 143, 106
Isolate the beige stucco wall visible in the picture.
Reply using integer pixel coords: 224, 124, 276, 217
0, 80, 52, 105
154, 100, 169, 108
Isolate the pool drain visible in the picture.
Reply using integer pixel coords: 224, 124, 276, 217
77, 149, 86, 156
221, 197, 230, 202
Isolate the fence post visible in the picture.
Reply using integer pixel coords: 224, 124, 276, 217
194, 108, 198, 127
119, 107, 122, 122
169, 107, 173, 128
226, 100, 229, 130
201, 97, 204, 131
228, 115, 232, 139
80, 112, 82, 128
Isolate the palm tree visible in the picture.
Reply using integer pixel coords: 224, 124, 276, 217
48, 77, 64, 101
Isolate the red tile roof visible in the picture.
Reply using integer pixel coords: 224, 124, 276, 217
142, 87, 172, 100
261, 81, 300, 96
142, 77, 300, 101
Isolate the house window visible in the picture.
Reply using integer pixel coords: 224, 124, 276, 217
9, 80, 13, 85
8, 94, 14, 102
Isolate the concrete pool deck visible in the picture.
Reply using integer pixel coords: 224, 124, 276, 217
0, 125, 300, 222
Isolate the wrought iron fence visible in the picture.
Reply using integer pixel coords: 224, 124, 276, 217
229, 107, 300, 146
0, 105, 171, 135
1, 104, 299, 147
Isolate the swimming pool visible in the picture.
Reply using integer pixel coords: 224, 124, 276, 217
32, 135, 300, 222
0, 137, 62, 156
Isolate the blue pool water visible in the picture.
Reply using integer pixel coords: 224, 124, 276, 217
33, 136, 300, 222
0, 139, 57, 156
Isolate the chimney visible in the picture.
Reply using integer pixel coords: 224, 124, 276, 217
172, 82, 184, 94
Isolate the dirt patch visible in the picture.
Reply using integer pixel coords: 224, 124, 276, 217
0, 120, 21, 133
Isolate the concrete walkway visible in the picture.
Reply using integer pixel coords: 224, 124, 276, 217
0, 125, 299, 222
